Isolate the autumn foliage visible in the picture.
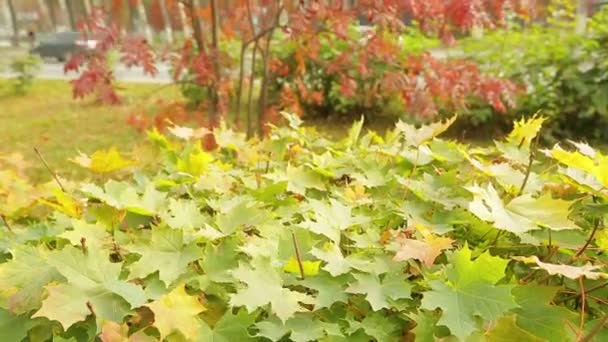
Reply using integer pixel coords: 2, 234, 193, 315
66, 0, 523, 136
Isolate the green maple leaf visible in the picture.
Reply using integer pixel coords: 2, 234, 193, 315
198, 239, 240, 283
421, 280, 517, 341
162, 198, 206, 230
82, 181, 165, 216
346, 272, 412, 311
127, 227, 201, 286
215, 200, 268, 235
347, 312, 402, 342
301, 199, 365, 244
311, 242, 352, 276
0, 308, 32, 341
467, 184, 576, 234
0, 245, 62, 314
482, 315, 544, 342
146, 284, 206, 341
32, 246, 146, 330
198, 309, 257, 342
289, 271, 349, 309
59, 219, 111, 248
229, 259, 314, 322
507, 193, 577, 231
421, 246, 517, 341
512, 285, 577, 341
256, 314, 332, 342
286, 164, 326, 195
446, 247, 509, 286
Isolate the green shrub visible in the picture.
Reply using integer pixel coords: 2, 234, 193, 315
9, 54, 41, 95
459, 8, 608, 141
1, 115, 608, 340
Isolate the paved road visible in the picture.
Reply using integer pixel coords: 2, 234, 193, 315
1, 59, 173, 84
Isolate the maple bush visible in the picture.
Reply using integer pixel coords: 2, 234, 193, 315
65, 0, 522, 137
1, 114, 608, 340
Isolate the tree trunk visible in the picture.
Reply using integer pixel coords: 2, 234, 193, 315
82, 0, 92, 15
575, 0, 588, 34
135, 0, 152, 41
45, 0, 58, 31
7, 0, 18, 46
178, 1, 192, 37
65, 0, 76, 30
158, 0, 173, 43
209, 0, 221, 121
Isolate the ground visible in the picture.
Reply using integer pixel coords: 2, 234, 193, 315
0, 79, 182, 180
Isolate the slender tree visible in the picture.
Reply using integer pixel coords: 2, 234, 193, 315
7, 0, 18, 46
65, 0, 76, 29
158, 0, 173, 43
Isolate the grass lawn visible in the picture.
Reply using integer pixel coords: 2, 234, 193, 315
0, 79, 182, 181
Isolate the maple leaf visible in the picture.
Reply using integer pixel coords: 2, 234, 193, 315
393, 234, 454, 267
283, 257, 321, 277
467, 184, 577, 234
511, 285, 577, 341
483, 315, 544, 342
70, 148, 137, 173
0, 245, 62, 314
421, 245, 517, 341
100, 321, 155, 342
82, 180, 166, 216
146, 284, 205, 341
396, 115, 457, 147
295, 271, 349, 309
127, 227, 201, 286
311, 242, 352, 276
59, 219, 111, 248
0, 308, 31, 341
549, 144, 608, 189
32, 246, 146, 330
229, 259, 314, 322
198, 309, 257, 342
346, 272, 412, 311
513, 256, 608, 280
286, 164, 326, 195
300, 199, 366, 244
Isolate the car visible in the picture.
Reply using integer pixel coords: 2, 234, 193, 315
29, 31, 98, 61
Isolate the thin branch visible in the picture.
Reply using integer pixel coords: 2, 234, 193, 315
558, 281, 608, 303
0, 214, 13, 233
575, 215, 602, 258
581, 314, 608, 342
33, 147, 66, 192
578, 277, 586, 341
291, 231, 305, 280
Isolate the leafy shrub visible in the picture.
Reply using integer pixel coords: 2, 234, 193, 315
267, 24, 516, 122
1, 114, 608, 341
460, 8, 608, 141
9, 54, 41, 95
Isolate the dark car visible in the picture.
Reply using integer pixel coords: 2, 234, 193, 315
29, 31, 98, 61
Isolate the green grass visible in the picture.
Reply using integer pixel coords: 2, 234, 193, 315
0, 79, 182, 181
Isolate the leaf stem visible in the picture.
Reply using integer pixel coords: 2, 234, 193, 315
291, 231, 305, 280
517, 133, 540, 196
0, 214, 13, 232
575, 215, 601, 258
578, 277, 586, 340
34, 147, 66, 192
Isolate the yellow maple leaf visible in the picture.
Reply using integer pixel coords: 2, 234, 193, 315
146, 284, 206, 340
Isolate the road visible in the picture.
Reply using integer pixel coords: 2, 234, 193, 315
1, 60, 173, 84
